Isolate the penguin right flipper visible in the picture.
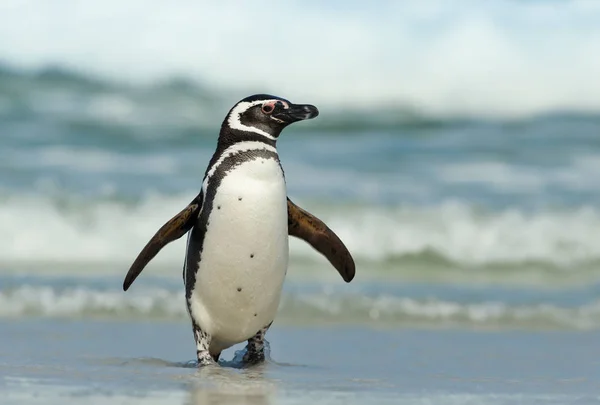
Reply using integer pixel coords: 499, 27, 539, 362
122, 193, 203, 291
287, 198, 355, 283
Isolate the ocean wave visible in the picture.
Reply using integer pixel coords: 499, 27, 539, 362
2, 194, 600, 275
2, 64, 600, 134
0, 63, 492, 134
1, 1, 599, 118
1, 285, 599, 330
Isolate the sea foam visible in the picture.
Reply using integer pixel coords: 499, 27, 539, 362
2, 195, 600, 270
1, 284, 599, 330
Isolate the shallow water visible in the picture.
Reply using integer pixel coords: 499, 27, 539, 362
1, 320, 600, 404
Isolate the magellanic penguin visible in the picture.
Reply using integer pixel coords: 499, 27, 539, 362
122, 94, 355, 367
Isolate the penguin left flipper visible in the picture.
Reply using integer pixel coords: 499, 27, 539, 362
287, 198, 355, 282
122, 192, 203, 291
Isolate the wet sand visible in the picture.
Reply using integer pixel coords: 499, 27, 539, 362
1, 319, 599, 404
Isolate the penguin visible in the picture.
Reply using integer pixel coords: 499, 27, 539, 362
122, 94, 355, 367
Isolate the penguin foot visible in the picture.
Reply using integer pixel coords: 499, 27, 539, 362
241, 322, 272, 366
242, 349, 265, 365
197, 351, 218, 367
193, 325, 218, 367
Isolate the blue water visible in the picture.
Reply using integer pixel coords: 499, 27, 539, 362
1, 2, 600, 403
2, 65, 600, 329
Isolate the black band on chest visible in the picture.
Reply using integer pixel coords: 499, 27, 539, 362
184, 148, 281, 298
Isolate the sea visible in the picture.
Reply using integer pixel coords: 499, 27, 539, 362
1, 1, 600, 404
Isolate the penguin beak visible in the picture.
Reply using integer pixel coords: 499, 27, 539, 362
274, 103, 319, 124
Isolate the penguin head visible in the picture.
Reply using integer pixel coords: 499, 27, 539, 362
223, 94, 319, 140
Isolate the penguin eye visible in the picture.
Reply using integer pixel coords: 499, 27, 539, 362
261, 103, 275, 114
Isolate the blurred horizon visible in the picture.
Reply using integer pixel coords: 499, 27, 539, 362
1, 0, 600, 119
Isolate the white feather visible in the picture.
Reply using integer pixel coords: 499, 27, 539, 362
187, 156, 288, 354
204, 141, 277, 182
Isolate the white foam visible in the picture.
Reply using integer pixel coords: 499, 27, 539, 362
0, 1, 599, 118
0, 286, 185, 318
1, 285, 600, 330
0, 194, 193, 264
438, 157, 600, 193
3, 195, 600, 268
291, 201, 600, 267
1, 146, 180, 175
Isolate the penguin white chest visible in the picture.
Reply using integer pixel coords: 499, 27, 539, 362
188, 157, 288, 348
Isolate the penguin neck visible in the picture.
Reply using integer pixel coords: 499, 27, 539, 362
202, 126, 280, 180
217, 126, 278, 150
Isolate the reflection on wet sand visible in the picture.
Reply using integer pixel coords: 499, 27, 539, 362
184, 363, 275, 405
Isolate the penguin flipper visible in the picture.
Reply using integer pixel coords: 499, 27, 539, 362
123, 193, 203, 291
287, 198, 355, 282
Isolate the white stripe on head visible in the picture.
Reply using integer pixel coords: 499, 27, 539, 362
204, 141, 278, 184
226, 100, 283, 140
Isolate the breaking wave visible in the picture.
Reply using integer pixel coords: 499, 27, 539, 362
3, 63, 582, 137
1, 285, 600, 330
2, 194, 600, 276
